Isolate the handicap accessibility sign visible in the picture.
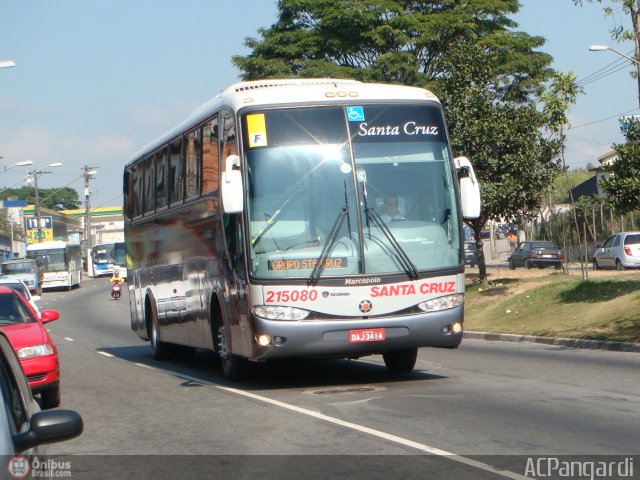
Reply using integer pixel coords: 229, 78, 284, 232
346, 106, 365, 122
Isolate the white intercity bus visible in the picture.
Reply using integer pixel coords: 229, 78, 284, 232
123, 79, 480, 380
26, 240, 82, 290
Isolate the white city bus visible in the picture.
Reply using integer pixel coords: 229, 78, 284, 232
123, 79, 480, 380
26, 241, 82, 290
87, 242, 127, 279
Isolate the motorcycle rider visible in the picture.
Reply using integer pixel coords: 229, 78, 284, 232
110, 270, 123, 298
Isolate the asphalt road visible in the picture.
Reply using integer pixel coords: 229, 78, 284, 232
36, 277, 640, 479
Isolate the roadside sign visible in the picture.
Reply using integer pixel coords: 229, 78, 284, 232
25, 216, 53, 243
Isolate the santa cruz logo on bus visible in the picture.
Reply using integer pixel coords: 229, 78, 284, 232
358, 299, 373, 314
370, 281, 456, 297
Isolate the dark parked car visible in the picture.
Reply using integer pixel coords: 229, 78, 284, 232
592, 231, 640, 270
464, 241, 479, 267
0, 331, 82, 461
508, 241, 564, 270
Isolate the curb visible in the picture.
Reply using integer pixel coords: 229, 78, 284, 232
464, 331, 640, 353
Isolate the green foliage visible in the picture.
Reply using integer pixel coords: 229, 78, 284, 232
233, 0, 553, 88
437, 42, 562, 239
600, 119, 640, 214
0, 186, 80, 210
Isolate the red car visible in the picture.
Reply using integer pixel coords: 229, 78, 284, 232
0, 286, 61, 409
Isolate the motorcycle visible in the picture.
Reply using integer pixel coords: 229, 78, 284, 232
111, 282, 122, 300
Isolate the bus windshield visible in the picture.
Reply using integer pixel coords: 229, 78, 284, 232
29, 249, 67, 272
243, 104, 461, 279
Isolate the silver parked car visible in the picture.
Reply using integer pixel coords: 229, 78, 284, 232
592, 231, 640, 270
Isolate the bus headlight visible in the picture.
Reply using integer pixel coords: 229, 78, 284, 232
252, 305, 310, 321
18, 344, 54, 358
418, 294, 464, 312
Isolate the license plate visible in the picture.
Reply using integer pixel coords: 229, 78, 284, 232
542, 255, 553, 258
349, 328, 385, 343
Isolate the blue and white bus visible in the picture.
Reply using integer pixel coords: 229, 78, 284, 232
123, 79, 480, 380
87, 242, 127, 279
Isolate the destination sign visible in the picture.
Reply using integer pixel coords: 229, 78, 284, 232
269, 257, 347, 271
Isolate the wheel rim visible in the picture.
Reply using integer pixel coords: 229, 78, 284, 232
217, 325, 231, 361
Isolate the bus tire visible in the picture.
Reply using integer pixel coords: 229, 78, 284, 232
383, 348, 417, 373
148, 298, 171, 360
40, 386, 61, 409
216, 324, 251, 381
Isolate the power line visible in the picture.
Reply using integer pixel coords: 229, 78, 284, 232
567, 107, 638, 130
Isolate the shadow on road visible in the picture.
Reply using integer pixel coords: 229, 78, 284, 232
98, 344, 448, 392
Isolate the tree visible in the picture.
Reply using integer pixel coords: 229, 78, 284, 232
600, 119, 640, 213
0, 186, 80, 210
438, 43, 563, 284
0, 209, 25, 241
233, 0, 552, 91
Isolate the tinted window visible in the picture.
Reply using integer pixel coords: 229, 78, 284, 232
202, 116, 219, 193
185, 128, 201, 198
144, 158, 154, 213
156, 148, 168, 209
624, 234, 640, 245
169, 138, 184, 205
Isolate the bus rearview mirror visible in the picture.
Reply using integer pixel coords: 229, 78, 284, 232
222, 155, 244, 213
454, 156, 481, 219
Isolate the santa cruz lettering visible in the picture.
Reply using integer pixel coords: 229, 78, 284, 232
370, 281, 456, 297
358, 122, 439, 137
265, 290, 318, 303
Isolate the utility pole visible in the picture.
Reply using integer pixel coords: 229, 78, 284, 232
83, 165, 98, 254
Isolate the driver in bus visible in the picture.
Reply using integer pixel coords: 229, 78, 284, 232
380, 195, 404, 224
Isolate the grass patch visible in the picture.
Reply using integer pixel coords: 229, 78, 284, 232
464, 272, 640, 343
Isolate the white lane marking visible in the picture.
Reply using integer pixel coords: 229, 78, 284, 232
64, 337, 75, 342
152, 368, 527, 480
97, 351, 113, 357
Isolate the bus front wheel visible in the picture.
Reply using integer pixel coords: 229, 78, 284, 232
383, 348, 417, 373
217, 325, 251, 381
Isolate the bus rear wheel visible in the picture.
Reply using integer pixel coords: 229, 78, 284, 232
383, 348, 417, 373
149, 306, 171, 360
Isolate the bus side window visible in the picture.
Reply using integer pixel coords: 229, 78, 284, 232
169, 137, 184, 205
156, 147, 168, 209
202, 115, 219, 193
185, 127, 201, 199
144, 157, 155, 214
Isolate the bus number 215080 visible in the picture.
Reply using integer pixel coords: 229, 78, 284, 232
265, 290, 318, 303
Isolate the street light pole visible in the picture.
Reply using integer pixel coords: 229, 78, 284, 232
589, 44, 640, 108
83, 166, 98, 253
29, 163, 63, 243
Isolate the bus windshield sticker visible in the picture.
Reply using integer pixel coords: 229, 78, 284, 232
247, 113, 268, 148
346, 106, 365, 122
269, 257, 348, 271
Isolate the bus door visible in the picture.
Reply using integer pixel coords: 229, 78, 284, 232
222, 212, 250, 357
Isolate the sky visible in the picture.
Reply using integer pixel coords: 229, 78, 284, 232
0, 0, 636, 210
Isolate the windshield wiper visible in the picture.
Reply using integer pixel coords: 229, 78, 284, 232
366, 208, 419, 279
308, 207, 348, 285
308, 180, 352, 285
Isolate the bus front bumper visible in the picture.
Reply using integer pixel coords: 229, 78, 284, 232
248, 306, 464, 361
